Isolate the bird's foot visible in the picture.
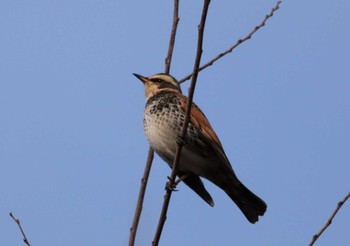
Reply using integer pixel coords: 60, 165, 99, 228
165, 176, 178, 191
165, 174, 190, 191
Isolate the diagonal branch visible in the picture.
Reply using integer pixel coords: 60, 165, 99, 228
152, 0, 211, 245
128, 1, 180, 246
309, 191, 350, 246
179, 0, 282, 84
165, 0, 180, 74
9, 212, 31, 246
128, 147, 154, 246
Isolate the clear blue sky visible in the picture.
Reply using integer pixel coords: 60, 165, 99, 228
1, 1, 349, 245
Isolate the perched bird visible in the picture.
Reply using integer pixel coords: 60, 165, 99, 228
134, 73, 267, 223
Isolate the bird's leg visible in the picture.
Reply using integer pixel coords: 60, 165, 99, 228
165, 173, 190, 191
174, 173, 190, 186
165, 176, 178, 192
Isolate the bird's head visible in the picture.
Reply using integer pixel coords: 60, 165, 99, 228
133, 73, 182, 100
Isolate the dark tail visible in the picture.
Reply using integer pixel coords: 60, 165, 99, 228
226, 181, 267, 224
181, 173, 215, 207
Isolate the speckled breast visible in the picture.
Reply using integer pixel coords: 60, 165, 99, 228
143, 91, 186, 161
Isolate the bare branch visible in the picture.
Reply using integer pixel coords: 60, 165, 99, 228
309, 191, 350, 246
128, 147, 154, 246
9, 212, 31, 246
165, 0, 180, 74
179, 0, 282, 84
152, 1, 211, 245
129, 1, 180, 245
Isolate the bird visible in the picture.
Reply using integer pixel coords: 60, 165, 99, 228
134, 72, 267, 223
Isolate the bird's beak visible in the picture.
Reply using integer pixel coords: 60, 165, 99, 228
133, 73, 149, 84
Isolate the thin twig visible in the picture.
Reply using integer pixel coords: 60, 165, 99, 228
165, 0, 180, 74
128, 147, 154, 246
9, 212, 31, 246
128, 1, 180, 245
309, 191, 350, 246
179, 0, 282, 84
152, 1, 211, 245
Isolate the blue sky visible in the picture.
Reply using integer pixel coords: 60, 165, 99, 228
1, 1, 349, 245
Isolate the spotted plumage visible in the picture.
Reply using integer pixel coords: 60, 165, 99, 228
134, 73, 267, 223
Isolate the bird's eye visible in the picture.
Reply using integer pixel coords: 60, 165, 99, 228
151, 78, 164, 83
